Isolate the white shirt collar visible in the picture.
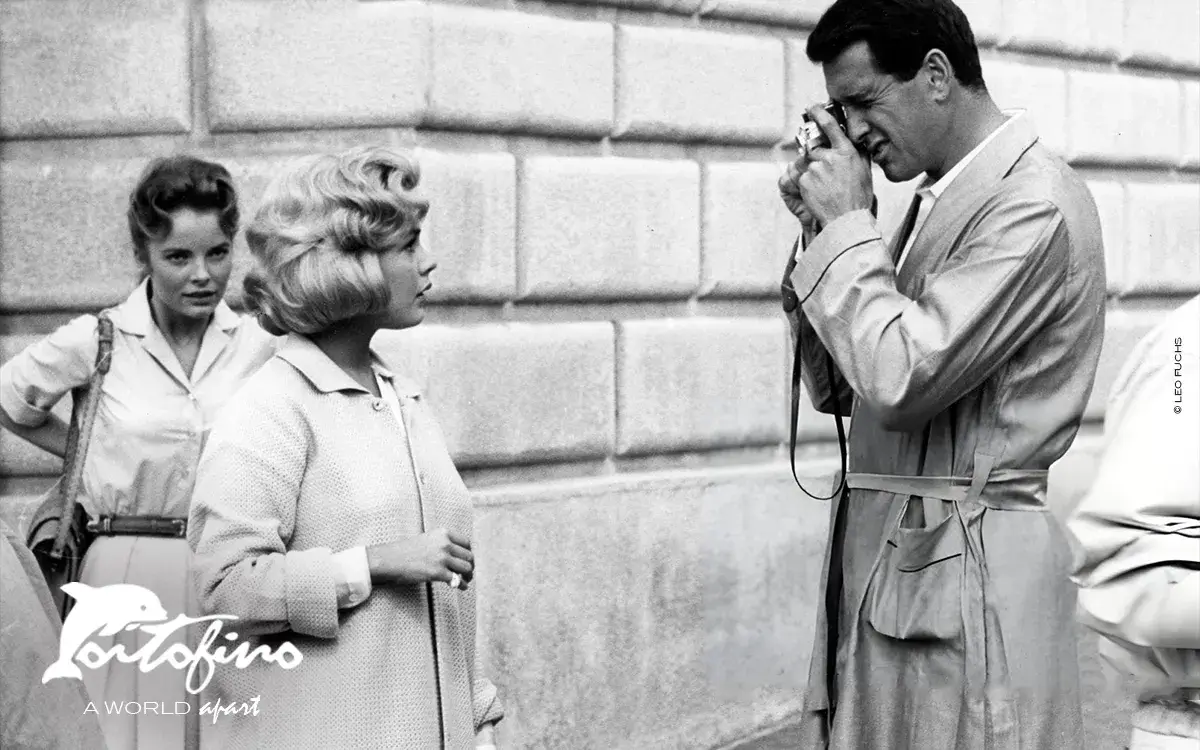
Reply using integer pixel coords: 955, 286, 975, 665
111, 277, 241, 337
916, 110, 1024, 200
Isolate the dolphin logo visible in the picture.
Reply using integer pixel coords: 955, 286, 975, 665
42, 582, 169, 683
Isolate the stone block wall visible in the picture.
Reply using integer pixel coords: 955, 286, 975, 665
1, 1, 1196, 747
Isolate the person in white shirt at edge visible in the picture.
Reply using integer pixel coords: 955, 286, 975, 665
776, 0, 1105, 747
187, 146, 501, 750
1068, 295, 1200, 750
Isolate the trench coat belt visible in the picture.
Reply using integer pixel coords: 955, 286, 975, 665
846, 468, 1050, 511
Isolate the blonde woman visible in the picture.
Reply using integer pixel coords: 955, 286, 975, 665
187, 146, 502, 749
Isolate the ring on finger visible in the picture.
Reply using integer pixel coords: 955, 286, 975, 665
448, 572, 463, 589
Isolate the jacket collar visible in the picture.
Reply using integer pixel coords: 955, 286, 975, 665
277, 334, 422, 398
917, 110, 1023, 202
897, 110, 1040, 290
943, 109, 1038, 194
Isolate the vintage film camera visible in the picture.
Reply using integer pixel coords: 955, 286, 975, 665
796, 101, 849, 155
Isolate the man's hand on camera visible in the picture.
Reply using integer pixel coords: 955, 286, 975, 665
778, 155, 821, 243
797, 104, 873, 229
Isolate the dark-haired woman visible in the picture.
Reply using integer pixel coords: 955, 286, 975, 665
0, 155, 278, 750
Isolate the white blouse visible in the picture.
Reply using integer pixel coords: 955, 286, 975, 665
0, 279, 280, 519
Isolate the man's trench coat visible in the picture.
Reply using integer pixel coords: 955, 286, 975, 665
783, 114, 1105, 749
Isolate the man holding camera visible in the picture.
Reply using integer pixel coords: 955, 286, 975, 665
778, 0, 1105, 747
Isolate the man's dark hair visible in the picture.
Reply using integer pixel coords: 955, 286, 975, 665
807, 0, 986, 90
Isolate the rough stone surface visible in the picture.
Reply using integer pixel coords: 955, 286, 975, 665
1184, 81, 1200, 168
0, 159, 147, 312
1087, 181, 1126, 295
1002, 0, 1122, 57
983, 60, 1069, 154
206, 0, 429, 132
1123, 0, 1200, 69
616, 318, 786, 455
1122, 183, 1200, 295
373, 322, 615, 467
0, 0, 190, 138
412, 149, 517, 302
701, 0, 828, 27
701, 163, 797, 297
1068, 71, 1182, 165
518, 156, 701, 300
428, 7, 612, 136
615, 26, 785, 144
473, 467, 830, 750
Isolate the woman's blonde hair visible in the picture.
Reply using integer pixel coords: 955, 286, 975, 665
243, 146, 428, 335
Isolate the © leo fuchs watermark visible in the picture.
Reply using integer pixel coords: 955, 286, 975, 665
42, 582, 302, 723
1174, 336, 1184, 414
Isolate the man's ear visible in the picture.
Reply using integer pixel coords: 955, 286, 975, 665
923, 49, 954, 103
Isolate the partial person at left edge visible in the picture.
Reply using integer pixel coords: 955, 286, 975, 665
0, 156, 281, 750
1, 518, 107, 750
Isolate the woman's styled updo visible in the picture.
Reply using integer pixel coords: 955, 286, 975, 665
242, 146, 428, 336
127, 156, 239, 272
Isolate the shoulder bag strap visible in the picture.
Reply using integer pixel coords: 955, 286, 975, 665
50, 311, 115, 557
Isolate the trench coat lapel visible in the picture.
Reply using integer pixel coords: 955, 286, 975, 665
896, 114, 1040, 294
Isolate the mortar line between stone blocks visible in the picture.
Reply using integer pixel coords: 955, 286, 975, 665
611, 320, 623, 459
987, 44, 1200, 79
697, 161, 708, 300
1182, 79, 1190, 167
512, 150, 528, 298
190, 0, 211, 141
610, 19, 623, 140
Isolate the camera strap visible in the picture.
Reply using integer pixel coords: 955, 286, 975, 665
784, 240, 848, 502
783, 239, 851, 728
789, 336, 848, 501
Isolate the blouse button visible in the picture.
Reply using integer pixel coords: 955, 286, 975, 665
372, 400, 384, 411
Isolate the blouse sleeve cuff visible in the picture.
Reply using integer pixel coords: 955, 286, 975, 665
331, 546, 372, 609
793, 209, 881, 303
474, 682, 505, 729
284, 547, 340, 638
0, 377, 51, 427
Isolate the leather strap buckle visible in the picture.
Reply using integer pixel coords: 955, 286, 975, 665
86, 516, 112, 534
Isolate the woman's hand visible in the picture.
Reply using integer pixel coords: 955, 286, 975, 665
475, 721, 498, 749
366, 529, 474, 588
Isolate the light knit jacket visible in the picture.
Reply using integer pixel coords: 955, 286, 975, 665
188, 335, 502, 750
1069, 295, 1200, 738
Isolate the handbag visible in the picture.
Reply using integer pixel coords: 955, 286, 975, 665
25, 311, 115, 620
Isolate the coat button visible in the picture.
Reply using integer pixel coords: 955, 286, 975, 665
372, 400, 384, 411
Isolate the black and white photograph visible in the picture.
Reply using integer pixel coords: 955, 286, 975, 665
1, 0, 1197, 748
